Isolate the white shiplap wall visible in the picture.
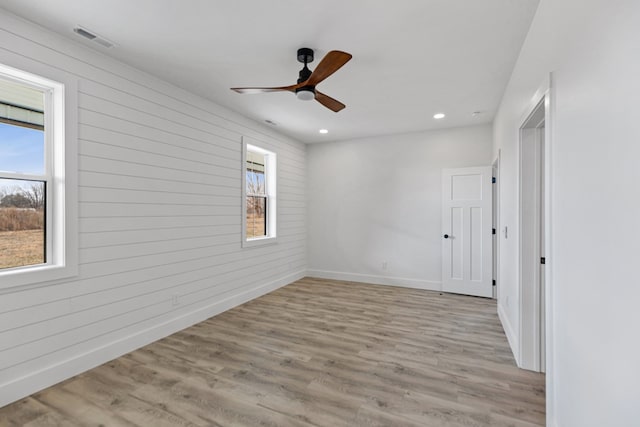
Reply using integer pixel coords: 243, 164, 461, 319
0, 11, 306, 406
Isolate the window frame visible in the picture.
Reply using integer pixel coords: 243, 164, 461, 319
0, 60, 78, 290
241, 137, 276, 248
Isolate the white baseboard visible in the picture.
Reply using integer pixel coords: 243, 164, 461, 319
497, 301, 520, 364
306, 269, 442, 291
0, 270, 305, 408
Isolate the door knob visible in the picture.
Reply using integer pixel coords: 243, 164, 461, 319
444, 234, 449, 239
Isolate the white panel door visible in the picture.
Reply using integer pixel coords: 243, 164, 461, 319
442, 167, 493, 297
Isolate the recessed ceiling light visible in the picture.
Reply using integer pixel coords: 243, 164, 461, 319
319, 129, 329, 134
472, 111, 482, 117
433, 113, 446, 119
265, 119, 277, 126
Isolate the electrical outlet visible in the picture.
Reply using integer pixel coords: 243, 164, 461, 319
382, 261, 388, 271
172, 294, 179, 306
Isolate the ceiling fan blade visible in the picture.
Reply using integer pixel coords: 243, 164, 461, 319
305, 51, 352, 87
231, 83, 302, 94
315, 91, 346, 112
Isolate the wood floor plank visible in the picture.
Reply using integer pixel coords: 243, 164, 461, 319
0, 278, 545, 426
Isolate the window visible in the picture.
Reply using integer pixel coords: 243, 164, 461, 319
246, 149, 267, 238
0, 79, 46, 270
0, 62, 77, 289
242, 139, 276, 246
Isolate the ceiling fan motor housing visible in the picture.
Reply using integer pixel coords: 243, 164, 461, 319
298, 66, 312, 83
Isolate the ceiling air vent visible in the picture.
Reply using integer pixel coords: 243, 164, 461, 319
73, 26, 114, 48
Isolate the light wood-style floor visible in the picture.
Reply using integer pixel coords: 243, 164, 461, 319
0, 278, 545, 426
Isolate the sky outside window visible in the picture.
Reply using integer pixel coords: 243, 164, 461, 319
0, 122, 44, 175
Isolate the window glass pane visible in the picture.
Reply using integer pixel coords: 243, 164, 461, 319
0, 78, 45, 175
0, 179, 45, 269
0, 122, 45, 175
246, 150, 266, 196
246, 196, 266, 238
246, 169, 265, 195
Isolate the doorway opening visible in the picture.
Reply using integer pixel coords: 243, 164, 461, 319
519, 98, 546, 372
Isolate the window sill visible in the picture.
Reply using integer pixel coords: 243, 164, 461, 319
0, 262, 78, 291
242, 236, 277, 248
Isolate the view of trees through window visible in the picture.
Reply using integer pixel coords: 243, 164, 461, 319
246, 150, 266, 239
0, 120, 46, 269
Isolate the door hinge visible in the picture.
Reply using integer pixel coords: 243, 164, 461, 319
492, 279, 496, 286
492, 228, 496, 235
541, 257, 546, 265
492, 177, 496, 184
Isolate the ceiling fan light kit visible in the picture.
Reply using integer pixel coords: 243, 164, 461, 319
296, 88, 315, 101
231, 47, 352, 112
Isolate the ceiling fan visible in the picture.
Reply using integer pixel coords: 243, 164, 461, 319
231, 48, 352, 112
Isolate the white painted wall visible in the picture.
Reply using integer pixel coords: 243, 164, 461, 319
0, 11, 306, 406
307, 125, 492, 290
494, 0, 640, 425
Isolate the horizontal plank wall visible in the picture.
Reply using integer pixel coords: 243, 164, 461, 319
0, 11, 306, 406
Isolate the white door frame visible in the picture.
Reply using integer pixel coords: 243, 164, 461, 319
492, 150, 501, 300
516, 74, 554, 422
519, 99, 545, 372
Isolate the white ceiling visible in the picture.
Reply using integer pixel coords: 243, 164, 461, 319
0, 0, 539, 143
